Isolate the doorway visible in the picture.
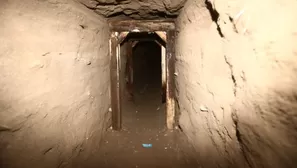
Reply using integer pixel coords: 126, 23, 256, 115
109, 20, 176, 130
121, 37, 165, 130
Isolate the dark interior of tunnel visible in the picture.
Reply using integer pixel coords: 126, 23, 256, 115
132, 41, 162, 98
120, 34, 166, 130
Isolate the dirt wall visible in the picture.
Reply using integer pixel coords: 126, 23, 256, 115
176, 0, 297, 167
0, 0, 110, 167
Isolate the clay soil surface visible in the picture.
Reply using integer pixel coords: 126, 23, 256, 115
95, 82, 200, 168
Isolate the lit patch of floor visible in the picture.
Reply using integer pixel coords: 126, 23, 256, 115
95, 85, 199, 168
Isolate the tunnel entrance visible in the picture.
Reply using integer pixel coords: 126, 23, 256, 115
109, 20, 176, 130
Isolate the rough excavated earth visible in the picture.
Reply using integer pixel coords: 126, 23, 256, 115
78, 0, 187, 19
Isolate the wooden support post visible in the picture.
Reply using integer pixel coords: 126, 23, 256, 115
110, 32, 121, 130
166, 30, 176, 129
126, 41, 134, 100
161, 45, 166, 103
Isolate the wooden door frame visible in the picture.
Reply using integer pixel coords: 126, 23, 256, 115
109, 20, 176, 130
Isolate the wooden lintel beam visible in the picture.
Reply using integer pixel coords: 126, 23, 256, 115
118, 31, 129, 44
109, 20, 175, 32
166, 30, 176, 129
128, 37, 166, 47
154, 40, 162, 47
129, 37, 158, 41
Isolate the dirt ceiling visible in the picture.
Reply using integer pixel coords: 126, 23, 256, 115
78, 0, 187, 19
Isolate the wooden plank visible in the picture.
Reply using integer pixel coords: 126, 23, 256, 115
126, 41, 134, 101
166, 30, 176, 129
154, 40, 162, 47
122, 32, 166, 47
110, 32, 122, 130
127, 37, 166, 47
127, 41, 133, 86
161, 45, 166, 103
155, 31, 167, 44
118, 31, 129, 44
109, 20, 175, 32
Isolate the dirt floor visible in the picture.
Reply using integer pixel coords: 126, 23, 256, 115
95, 81, 200, 168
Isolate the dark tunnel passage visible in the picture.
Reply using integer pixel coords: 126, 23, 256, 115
133, 41, 162, 101
121, 39, 166, 130
96, 35, 198, 168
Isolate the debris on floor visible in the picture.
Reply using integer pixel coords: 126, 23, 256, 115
142, 144, 153, 148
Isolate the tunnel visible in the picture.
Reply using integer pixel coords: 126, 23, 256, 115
1, 0, 297, 168
119, 34, 167, 130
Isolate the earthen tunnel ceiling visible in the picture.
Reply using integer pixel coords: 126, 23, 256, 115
78, 0, 187, 19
